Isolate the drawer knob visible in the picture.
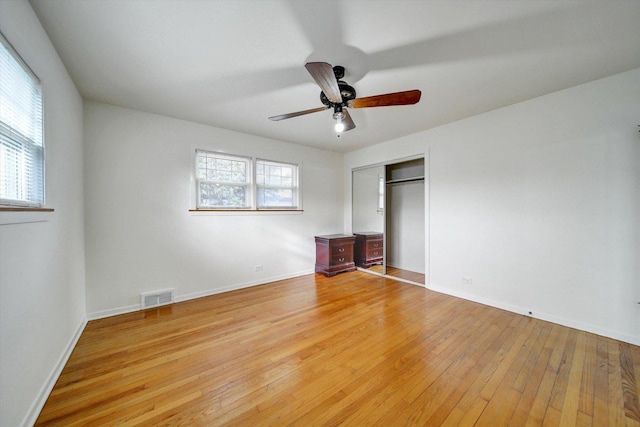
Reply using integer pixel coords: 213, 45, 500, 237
338, 257, 345, 262
338, 248, 344, 253
373, 251, 379, 256
373, 243, 379, 247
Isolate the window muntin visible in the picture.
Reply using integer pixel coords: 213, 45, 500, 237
0, 32, 44, 207
195, 150, 300, 210
256, 159, 298, 208
196, 151, 251, 208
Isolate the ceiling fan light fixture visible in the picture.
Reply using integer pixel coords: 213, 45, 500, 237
333, 111, 346, 133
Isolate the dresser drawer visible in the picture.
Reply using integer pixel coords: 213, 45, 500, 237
331, 243, 353, 257
331, 253, 351, 265
366, 247, 383, 259
366, 240, 383, 251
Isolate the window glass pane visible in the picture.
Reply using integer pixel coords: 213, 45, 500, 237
268, 175, 281, 186
199, 182, 247, 207
257, 188, 293, 207
196, 151, 247, 184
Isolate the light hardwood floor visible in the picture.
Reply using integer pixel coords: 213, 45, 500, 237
37, 271, 640, 426
375, 265, 426, 284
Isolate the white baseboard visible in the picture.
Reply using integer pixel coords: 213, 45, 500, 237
87, 269, 315, 321
426, 283, 640, 346
87, 304, 140, 320
531, 311, 640, 347
176, 269, 315, 303
22, 316, 88, 427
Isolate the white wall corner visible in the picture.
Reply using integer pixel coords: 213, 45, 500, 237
21, 316, 88, 427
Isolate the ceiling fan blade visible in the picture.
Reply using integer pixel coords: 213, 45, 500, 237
268, 106, 329, 121
348, 90, 421, 109
305, 62, 342, 104
342, 109, 356, 132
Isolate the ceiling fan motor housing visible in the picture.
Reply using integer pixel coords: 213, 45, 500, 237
320, 81, 357, 107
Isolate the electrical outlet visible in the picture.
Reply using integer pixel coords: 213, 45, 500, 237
462, 276, 472, 285
255, 264, 263, 272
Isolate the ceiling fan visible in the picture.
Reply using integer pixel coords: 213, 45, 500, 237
269, 62, 421, 133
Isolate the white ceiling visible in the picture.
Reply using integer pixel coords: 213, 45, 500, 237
30, 0, 640, 153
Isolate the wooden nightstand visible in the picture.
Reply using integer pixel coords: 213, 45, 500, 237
314, 234, 356, 277
354, 232, 383, 268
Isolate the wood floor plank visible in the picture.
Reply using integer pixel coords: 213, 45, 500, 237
558, 331, 588, 426
548, 328, 580, 411
542, 406, 562, 427
510, 344, 552, 424
524, 324, 571, 427
621, 342, 640, 422
593, 335, 612, 425
478, 316, 538, 401
449, 314, 528, 414
35, 271, 640, 426
441, 397, 488, 427
579, 332, 598, 416
609, 338, 630, 426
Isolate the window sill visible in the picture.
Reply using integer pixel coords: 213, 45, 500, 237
189, 209, 303, 216
0, 207, 54, 225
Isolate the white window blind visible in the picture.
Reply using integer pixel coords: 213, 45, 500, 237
0, 32, 44, 207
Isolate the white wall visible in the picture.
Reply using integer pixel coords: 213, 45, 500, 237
345, 67, 640, 345
84, 101, 344, 317
386, 181, 425, 273
0, 1, 86, 426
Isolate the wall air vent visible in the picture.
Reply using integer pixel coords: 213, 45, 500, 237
140, 289, 175, 310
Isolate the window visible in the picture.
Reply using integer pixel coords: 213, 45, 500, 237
377, 174, 384, 213
0, 32, 44, 207
256, 159, 298, 208
195, 150, 300, 210
196, 151, 251, 208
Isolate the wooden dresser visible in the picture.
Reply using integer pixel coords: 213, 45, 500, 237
314, 234, 356, 277
354, 232, 384, 268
